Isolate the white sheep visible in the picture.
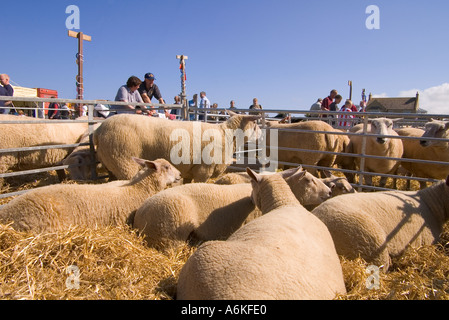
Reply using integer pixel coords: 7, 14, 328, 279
342, 118, 403, 188
265, 120, 350, 176
132, 167, 332, 249
62, 122, 103, 181
395, 127, 426, 189
0, 115, 89, 181
93, 112, 261, 182
312, 176, 449, 271
176, 168, 346, 300
215, 170, 356, 197
0, 158, 181, 233
403, 120, 449, 186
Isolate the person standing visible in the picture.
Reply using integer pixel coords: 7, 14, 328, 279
198, 91, 210, 121
321, 90, 338, 118
309, 98, 323, 118
338, 100, 355, 130
113, 76, 144, 115
0, 74, 14, 115
47, 97, 60, 119
138, 73, 166, 116
249, 98, 263, 116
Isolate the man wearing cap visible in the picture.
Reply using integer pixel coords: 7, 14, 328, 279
138, 73, 166, 116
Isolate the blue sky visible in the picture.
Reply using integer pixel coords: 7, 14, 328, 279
2, 0, 449, 113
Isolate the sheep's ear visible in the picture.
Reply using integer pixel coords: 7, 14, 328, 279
291, 170, 307, 180
227, 110, 237, 117
391, 118, 403, 123
280, 166, 303, 179
132, 157, 147, 167
144, 161, 161, 172
246, 168, 262, 183
444, 122, 449, 130
322, 170, 333, 178
244, 115, 262, 122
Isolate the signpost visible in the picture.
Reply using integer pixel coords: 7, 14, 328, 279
68, 30, 91, 116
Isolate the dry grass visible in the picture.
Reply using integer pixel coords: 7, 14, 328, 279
0, 224, 195, 300
1, 171, 449, 300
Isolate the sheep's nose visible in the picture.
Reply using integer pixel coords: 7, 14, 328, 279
420, 140, 429, 147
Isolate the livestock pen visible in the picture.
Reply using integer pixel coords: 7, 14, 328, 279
1, 96, 449, 301
1, 95, 449, 199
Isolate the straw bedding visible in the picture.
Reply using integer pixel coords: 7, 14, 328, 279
1, 173, 448, 300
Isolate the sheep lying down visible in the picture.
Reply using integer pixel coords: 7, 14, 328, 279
132, 166, 332, 249
215, 170, 356, 197
176, 168, 346, 300
312, 176, 449, 271
0, 158, 181, 233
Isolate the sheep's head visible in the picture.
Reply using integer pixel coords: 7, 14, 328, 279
63, 150, 92, 181
226, 110, 262, 142
321, 171, 356, 197
369, 118, 399, 145
420, 120, 449, 148
132, 157, 182, 188
284, 167, 332, 206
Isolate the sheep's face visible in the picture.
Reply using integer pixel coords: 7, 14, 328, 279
243, 120, 262, 143
63, 151, 92, 181
159, 162, 183, 187
286, 171, 332, 206
132, 158, 182, 188
420, 120, 449, 148
323, 177, 356, 197
371, 118, 394, 145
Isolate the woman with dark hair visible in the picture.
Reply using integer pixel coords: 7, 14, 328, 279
112, 76, 144, 115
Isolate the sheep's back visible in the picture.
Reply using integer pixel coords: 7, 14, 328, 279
178, 206, 346, 300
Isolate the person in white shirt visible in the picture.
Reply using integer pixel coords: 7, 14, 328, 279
198, 91, 210, 121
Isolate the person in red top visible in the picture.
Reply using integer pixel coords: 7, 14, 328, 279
321, 90, 338, 118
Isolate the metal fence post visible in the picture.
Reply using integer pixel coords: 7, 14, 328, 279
358, 115, 370, 192
88, 104, 97, 180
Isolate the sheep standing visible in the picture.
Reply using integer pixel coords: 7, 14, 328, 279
0, 158, 181, 233
312, 176, 449, 270
406, 120, 449, 185
176, 168, 346, 300
0, 115, 88, 181
132, 167, 332, 249
342, 118, 403, 188
93, 112, 261, 182
265, 120, 349, 176
395, 127, 426, 189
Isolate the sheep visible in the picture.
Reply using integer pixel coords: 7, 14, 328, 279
394, 120, 449, 189
342, 118, 403, 188
321, 170, 357, 197
93, 112, 261, 182
395, 127, 426, 189
62, 122, 103, 181
0, 158, 181, 233
132, 166, 332, 249
0, 115, 89, 182
312, 176, 449, 271
215, 170, 356, 197
176, 168, 346, 300
265, 120, 350, 176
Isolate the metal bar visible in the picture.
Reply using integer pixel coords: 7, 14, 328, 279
0, 143, 88, 154
0, 165, 69, 179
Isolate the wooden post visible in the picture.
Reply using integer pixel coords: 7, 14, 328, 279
68, 30, 92, 116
